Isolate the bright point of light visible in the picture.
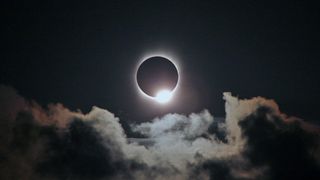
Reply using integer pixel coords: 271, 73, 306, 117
154, 90, 173, 104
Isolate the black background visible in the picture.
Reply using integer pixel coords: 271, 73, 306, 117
1, 1, 319, 122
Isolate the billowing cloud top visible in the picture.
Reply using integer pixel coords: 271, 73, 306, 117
0, 85, 319, 180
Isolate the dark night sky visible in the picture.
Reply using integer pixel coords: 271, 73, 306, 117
1, 0, 320, 122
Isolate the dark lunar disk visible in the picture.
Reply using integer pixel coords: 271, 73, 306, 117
137, 56, 178, 97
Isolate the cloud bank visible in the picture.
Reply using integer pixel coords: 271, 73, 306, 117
0, 85, 319, 180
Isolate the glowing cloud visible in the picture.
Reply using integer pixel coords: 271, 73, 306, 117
1, 85, 319, 180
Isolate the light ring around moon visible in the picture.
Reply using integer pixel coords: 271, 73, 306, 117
135, 55, 180, 101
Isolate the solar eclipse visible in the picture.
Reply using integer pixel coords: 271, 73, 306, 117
136, 56, 179, 104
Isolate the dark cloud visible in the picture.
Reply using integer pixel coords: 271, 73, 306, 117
240, 106, 320, 180
0, 85, 319, 180
202, 160, 233, 180
0, 105, 145, 180
38, 119, 133, 179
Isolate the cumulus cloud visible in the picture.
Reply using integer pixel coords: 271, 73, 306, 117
0, 85, 319, 180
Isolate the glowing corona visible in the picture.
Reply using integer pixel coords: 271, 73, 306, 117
135, 53, 180, 104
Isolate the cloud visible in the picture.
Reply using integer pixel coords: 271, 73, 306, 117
0, 85, 319, 180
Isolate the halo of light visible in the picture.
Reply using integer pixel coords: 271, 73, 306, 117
134, 52, 181, 103
154, 89, 173, 104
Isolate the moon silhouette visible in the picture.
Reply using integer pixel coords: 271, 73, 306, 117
136, 56, 179, 97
